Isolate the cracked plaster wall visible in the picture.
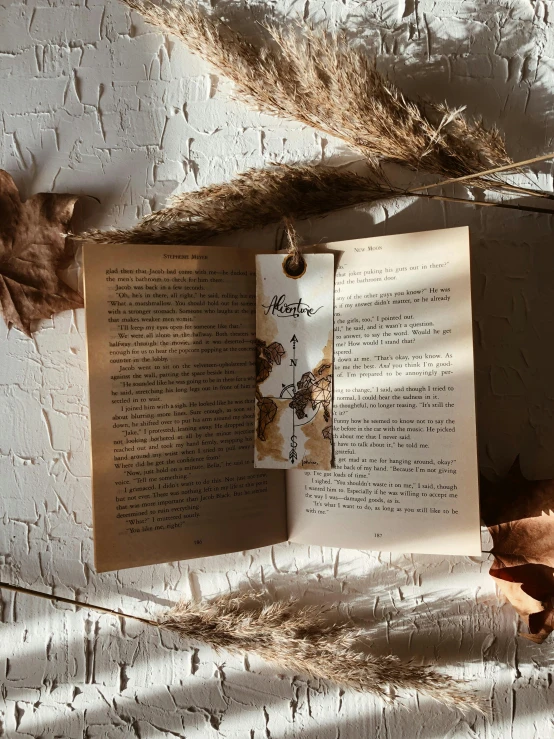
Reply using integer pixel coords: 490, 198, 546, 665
1, 1, 554, 737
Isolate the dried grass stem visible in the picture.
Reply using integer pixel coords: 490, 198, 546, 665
122, 1, 510, 180
161, 592, 486, 713
81, 163, 554, 246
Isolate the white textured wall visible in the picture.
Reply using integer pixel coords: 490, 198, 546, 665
2, 1, 554, 737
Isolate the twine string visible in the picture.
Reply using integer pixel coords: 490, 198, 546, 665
282, 216, 304, 274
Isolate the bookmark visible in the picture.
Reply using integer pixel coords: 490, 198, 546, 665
255, 253, 334, 469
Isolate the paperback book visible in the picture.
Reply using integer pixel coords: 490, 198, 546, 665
83, 227, 480, 571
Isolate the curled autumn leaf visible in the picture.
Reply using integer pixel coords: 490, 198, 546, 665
0, 170, 83, 336
481, 458, 554, 643
489, 562, 554, 644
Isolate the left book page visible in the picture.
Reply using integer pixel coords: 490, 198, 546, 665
83, 243, 287, 572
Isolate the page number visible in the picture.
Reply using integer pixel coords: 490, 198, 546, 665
194, 539, 203, 545
374, 533, 382, 538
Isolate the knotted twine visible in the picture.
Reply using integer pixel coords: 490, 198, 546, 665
281, 216, 306, 278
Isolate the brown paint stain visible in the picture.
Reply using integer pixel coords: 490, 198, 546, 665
255, 401, 288, 463
315, 334, 333, 375
256, 260, 280, 354
302, 332, 334, 469
301, 413, 331, 469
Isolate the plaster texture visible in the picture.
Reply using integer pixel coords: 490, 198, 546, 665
1, 1, 554, 737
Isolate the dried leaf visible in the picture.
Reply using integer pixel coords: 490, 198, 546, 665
0, 170, 82, 335
489, 512, 554, 569
257, 397, 277, 441
489, 562, 554, 643
481, 458, 554, 642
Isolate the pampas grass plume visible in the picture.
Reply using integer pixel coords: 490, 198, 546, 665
159, 592, 486, 714
121, 0, 509, 179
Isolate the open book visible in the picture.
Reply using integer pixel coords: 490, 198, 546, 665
83, 227, 480, 572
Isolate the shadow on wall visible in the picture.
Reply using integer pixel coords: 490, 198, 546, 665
207, 0, 554, 164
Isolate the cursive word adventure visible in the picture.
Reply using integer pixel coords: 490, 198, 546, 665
262, 294, 323, 319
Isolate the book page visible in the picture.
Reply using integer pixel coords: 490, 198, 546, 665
286, 227, 481, 556
83, 243, 286, 572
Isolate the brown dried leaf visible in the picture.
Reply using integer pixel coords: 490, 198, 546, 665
0, 170, 82, 335
490, 562, 554, 643
489, 512, 554, 569
257, 397, 277, 441
481, 458, 554, 642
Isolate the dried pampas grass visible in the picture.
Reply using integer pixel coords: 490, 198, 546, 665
160, 592, 485, 713
0, 581, 485, 712
83, 164, 397, 244
81, 162, 554, 246
123, 0, 509, 181
82, 1, 552, 250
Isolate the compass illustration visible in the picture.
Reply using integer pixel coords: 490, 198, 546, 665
255, 334, 333, 464
279, 335, 317, 462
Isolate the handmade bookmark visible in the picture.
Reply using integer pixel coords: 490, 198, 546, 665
255, 252, 334, 469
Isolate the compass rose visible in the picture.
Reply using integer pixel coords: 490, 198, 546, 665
288, 334, 298, 463
285, 335, 322, 461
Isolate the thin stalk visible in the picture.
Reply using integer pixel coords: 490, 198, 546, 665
0, 580, 156, 626
410, 151, 554, 194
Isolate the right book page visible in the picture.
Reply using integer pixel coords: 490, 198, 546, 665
286, 226, 481, 556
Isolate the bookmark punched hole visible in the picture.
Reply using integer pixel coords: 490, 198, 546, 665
283, 254, 306, 279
